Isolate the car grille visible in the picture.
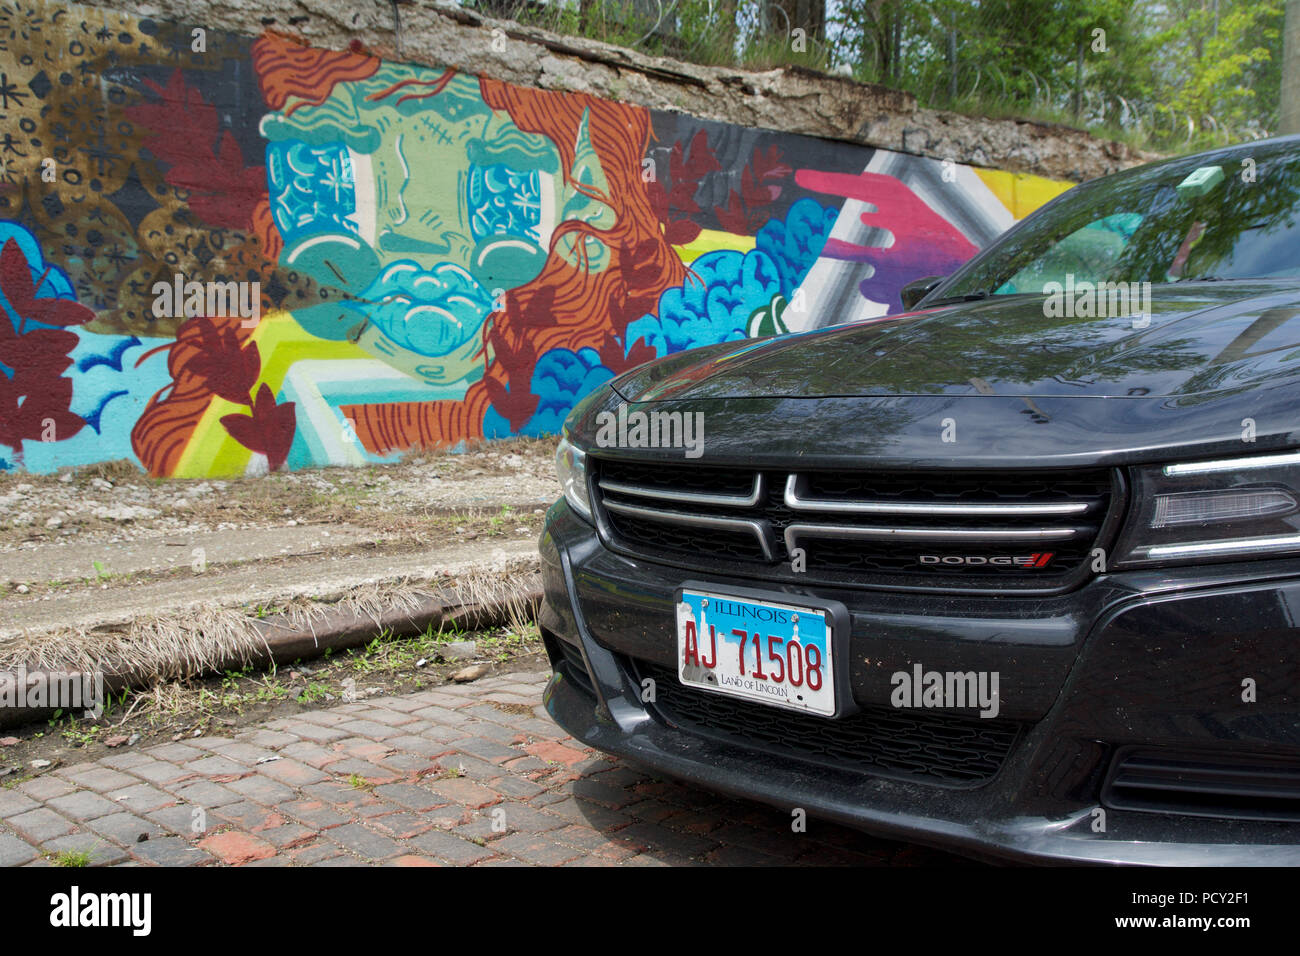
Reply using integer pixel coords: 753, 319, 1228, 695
593, 458, 1120, 589
1103, 750, 1300, 823
635, 660, 1022, 787
554, 636, 596, 697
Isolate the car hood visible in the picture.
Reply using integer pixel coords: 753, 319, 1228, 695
611, 282, 1300, 403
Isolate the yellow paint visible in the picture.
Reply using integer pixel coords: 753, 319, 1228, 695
254, 311, 370, 386
974, 169, 1074, 220
172, 310, 372, 477
675, 228, 754, 262
173, 394, 249, 478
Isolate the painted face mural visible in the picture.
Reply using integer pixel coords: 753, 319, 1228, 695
0, 2, 1073, 476
261, 65, 618, 388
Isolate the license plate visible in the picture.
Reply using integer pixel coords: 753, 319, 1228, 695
675, 587, 837, 717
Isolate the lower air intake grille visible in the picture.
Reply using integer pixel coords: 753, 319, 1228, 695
1103, 750, 1300, 822
635, 660, 1021, 787
555, 638, 595, 697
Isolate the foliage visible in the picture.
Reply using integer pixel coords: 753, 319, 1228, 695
464, 0, 1288, 152
1150, 0, 1284, 135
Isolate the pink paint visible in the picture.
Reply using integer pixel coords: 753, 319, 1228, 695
797, 169, 978, 311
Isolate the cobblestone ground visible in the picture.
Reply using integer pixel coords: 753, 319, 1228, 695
0, 666, 970, 867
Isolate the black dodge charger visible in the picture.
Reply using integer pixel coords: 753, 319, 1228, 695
538, 135, 1300, 865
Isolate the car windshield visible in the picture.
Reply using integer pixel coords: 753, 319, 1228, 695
935, 142, 1300, 300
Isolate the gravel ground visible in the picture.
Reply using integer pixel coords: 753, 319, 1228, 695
0, 438, 560, 559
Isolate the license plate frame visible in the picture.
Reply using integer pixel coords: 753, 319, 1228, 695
673, 581, 856, 719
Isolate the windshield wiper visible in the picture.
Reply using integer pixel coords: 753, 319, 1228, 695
926, 290, 994, 305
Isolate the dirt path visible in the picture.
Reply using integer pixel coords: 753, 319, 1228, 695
0, 436, 559, 584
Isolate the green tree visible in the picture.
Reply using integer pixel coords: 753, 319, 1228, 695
1150, 0, 1284, 134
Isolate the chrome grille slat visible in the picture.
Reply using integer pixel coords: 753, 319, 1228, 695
599, 474, 765, 508
602, 499, 776, 560
784, 474, 1092, 516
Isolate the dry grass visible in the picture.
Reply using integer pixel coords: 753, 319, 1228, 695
45, 616, 547, 743
401, 433, 558, 471
0, 604, 275, 680
115, 679, 197, 728
75, 459, 147, 482
0, 562, 541, 685
446, 559, 542, 636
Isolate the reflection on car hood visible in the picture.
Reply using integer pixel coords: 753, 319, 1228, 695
611, 282, 1300, 402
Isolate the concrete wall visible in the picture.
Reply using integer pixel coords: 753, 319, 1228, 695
0, 0, 1082, 476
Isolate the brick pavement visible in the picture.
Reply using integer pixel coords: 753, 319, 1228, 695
0, 666, 968, 866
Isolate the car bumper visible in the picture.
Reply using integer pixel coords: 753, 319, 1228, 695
538, 502, 1300, 866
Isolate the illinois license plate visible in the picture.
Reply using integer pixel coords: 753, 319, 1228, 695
675, 586, 837, 717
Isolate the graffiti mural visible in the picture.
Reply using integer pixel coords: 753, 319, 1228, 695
0, 1, 1073, 476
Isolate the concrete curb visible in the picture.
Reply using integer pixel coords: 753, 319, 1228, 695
0, 572, 542, 730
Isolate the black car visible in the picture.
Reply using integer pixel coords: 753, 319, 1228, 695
538, 135, 1300, 865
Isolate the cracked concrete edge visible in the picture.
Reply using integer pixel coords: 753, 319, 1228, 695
81, 0, 1153, 181
0, 552, 544, 729
0, 537, 543, 635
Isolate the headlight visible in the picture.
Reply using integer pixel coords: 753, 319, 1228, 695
555, 436, 592, 522
1114, 451, 1300, 567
